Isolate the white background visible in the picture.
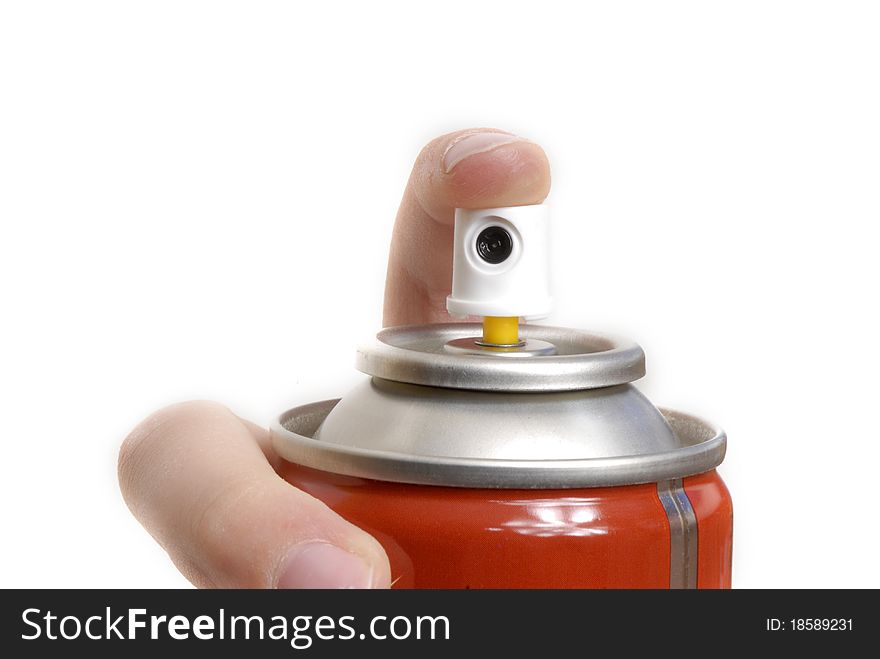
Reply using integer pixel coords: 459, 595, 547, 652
2, 1, 878, 588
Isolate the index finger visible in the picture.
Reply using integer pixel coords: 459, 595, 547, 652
383, 128, 551, 326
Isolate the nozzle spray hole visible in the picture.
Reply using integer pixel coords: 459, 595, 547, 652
475, 226, 513, 264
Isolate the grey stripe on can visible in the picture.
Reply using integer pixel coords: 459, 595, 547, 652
657, 479, 699, 589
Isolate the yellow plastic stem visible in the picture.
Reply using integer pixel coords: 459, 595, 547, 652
482, 316, 520, 345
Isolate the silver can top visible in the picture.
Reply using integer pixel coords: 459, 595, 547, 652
271, 323, 726, 489
355, 323, 646, 392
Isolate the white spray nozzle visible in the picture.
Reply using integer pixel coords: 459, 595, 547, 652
446, 204, 552, 321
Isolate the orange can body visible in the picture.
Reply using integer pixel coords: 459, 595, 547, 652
282, 463, 732, 589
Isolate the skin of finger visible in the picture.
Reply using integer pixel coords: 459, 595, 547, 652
236, 415, 283, 472
383, 128, 551, 327
118, 401, 391, 588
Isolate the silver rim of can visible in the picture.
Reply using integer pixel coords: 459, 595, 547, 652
271, 399, 727, 489
355, 323, 646, 392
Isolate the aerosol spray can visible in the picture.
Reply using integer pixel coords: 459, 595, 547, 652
272, 204, 733, 588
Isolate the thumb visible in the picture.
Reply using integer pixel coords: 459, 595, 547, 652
118, 401, 391, 588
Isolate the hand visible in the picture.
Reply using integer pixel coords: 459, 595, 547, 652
118, 128, 551, 588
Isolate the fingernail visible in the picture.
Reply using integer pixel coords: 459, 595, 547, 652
442, 131, 526, 173
277, 542, 375, 589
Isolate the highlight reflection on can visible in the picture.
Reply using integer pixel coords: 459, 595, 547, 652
271, 204, 732, 589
